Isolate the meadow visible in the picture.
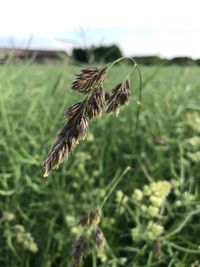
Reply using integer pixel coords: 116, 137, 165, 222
0, 60, 200, 267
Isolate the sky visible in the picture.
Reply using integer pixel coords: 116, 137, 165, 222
0, 0, 200, 58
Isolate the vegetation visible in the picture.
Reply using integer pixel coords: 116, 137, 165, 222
72, 45, 123, 63
72, 45, 200, 66
0, 61, 200, 267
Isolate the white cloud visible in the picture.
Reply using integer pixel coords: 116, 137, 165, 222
120, 30, 200, 58
0, 0, 200, 57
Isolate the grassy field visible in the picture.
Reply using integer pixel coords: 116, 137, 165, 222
0, 61, 200, 267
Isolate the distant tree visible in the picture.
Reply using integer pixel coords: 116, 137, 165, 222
72, 48, 89, 63
72, 45, 123, 63
93, 45, 123, 62
195, 59, 200, 66
72, 47, 199, 66
170, 57, 195, 66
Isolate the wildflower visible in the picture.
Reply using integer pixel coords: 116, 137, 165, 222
175, 200, 182, 207
150, 181, 171, 198
146, 221, 164, 240
186, 136, 200, 147
141, 205, 147, 212
118, 258, 127, 265
149, 196, 163, 207
2, 212, 15, 222
29, 243, 38, 253
86, 132, 94, 142
14, 225, 38, 253
97, 250, 107, 262
116, 190, 124, 203
132, 189, 143, 201
147, 221, 164, 236
146, 231, 156, 241
131, 227, 141, 242
191, 260, 200, 267
183, 191, 196, 203
143, 185, 152, 196
13, 224, 25, 232
186, 112, 200, 132
147, 206, 159, 217
171, 179, 179, 188
71, 227, 82, 235
174, 188, 181, 196
65, 215, 76, 226
122, 195, 128, 204
187, 152, 200, 163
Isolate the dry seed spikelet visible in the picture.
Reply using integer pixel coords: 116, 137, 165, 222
106, 80, 131, 115
72, 67, 106, 93
43, 58, 141, 177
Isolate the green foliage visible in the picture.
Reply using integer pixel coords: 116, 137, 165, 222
0, 61, 200, 267
72, 45, 123, 63
170, 57, 196, 66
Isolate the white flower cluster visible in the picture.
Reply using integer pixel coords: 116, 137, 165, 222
186, 112, 200, 132
65, 215, 82, 236
132, 180, 171, 218
14, 225, 38, 253
131, 180, 171, 242
1, 211, 38, 253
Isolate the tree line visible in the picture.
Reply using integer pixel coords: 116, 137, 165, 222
72, 45, 200, 66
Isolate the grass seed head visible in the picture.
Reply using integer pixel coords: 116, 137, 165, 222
71, 235, 88, 267
43, 61, 137, 176
106, 80, 131, 115
72, 67, 106, 93
93, 226, 105, 248
65, 102, 84, 120
86, 86, 105, 118
43, 112, 89, 177
78, 208, 102, 226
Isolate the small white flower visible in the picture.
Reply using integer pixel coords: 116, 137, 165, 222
116, 190, 124, 202
143, 185, 152, 196
132, 189, 143, 201
147, 221, 164, 240
149, 196, 163, 207
148, 206, 159, 217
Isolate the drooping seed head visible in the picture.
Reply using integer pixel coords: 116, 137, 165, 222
105, 92, 110, 101
93, 226, 105, 248
106, 80, 131, 115
65, 102, 84, 120
72, 67, 106, 93
43, 135, 74, 177
71, 235, 88, 267
72, 113, 89, 140
43, 112, 89, 177
78, 208, 102, 226
86, 87, 105, 118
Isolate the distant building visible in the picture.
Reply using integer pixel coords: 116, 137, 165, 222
0, 48, 68, 63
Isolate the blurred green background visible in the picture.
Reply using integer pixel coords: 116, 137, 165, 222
1, 61, 200, 267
